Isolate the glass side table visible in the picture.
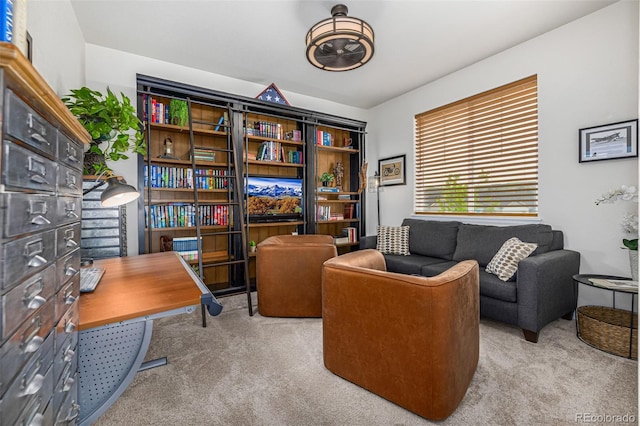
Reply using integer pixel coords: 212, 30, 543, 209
573, 274, 637, 359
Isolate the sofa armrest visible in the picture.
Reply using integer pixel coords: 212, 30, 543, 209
516, 249, 580, 333
360, 235, 377, 249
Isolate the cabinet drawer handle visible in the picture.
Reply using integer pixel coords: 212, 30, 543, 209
29, 174, 50, 185
30, 215, 51, 226
26, 295, 46, 310
19, 373, 44, 397
60, 403, 80, 423
29, 132, 49, 145
65, 143, 79, 162
64, 321, 76, 334
65, 210, 79, 219
27, 254, 47, 267
24, 278, 45, 309
63, 347, 75, 362
63, 374, 75, 392
21, 316, 43, 353
65, 266, 78, 276
65, 172, 78, 189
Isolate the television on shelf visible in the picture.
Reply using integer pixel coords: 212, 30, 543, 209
245, 176, 303, 222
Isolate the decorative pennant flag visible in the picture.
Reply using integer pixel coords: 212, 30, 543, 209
256, 83, 290, 106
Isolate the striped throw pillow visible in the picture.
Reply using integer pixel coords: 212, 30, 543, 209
376, 225, 410, 256
485, 237, 537, 281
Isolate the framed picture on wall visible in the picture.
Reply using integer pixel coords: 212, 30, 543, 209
579, 119, 638, 163
378, 154, 406, 186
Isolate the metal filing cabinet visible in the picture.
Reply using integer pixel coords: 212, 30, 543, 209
81, 180, 127, 260
0, 44, 89, 426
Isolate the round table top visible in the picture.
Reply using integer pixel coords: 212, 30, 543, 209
573, 274, 637, 294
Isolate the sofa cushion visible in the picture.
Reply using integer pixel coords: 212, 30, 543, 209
478, 270, 517, 302
401, 219, 461, 260
485, 237, 537, 281
385, 255, 450, 276
376, 225, 410, 255
452, 223, 553, 266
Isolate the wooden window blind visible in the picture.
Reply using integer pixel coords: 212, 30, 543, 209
414, 75, 538, 216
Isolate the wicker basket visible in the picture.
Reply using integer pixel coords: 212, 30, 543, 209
577, 305, 638, 359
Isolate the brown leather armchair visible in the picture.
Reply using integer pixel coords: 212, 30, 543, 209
256, 234, 337, 317
322, 249, 479, 420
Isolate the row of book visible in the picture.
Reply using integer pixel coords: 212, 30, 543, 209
142, 95, 170, 124
333, 227, 358, 245
317, 204, 360, 221
246, 121, 285, 139
172, 237, 200, 261
144, 165, 229, 190
256, 141, 303, 164
191, 148, 216, 162
147, 204, 229, 229
316, 130, 333, 146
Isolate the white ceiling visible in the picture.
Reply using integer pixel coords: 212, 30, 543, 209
70, 0, 617, 109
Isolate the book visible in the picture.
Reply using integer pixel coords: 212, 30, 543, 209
0, 0, 12, 43
214, 116, 225, 131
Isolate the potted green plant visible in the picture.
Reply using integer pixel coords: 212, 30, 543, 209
249, 240, 257, 253
62, 87, 146, 175
169, 99, 189, 126
320, 172, 335, 187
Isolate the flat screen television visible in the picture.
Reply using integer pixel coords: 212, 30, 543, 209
245, 176, 303, 222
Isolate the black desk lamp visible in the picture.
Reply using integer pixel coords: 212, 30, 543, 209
83, 170, 140, 207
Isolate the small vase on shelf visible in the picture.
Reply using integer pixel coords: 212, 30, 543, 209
629, 249, 638, 281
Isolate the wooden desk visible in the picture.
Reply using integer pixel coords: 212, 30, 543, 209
79, 251, 207, 330
78, 251, 222, 425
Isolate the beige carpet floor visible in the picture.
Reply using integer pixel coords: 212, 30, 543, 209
94, 294, 638, 426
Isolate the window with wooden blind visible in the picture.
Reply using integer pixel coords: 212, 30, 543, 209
414, 75, 538, 216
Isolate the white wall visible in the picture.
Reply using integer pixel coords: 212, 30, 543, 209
27, 0, 85, 96
84, 44, 368, 255
367, 1, 639, 308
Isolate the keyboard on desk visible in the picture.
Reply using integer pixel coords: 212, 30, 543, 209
80, 267, 105, 293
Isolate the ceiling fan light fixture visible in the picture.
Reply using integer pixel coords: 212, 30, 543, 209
306, 4, 374, 72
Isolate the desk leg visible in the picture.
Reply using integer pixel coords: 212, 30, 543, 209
78, 320, 154, 426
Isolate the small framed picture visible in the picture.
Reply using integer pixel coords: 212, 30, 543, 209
579, 119, 638, 163
378, 154, 406, 186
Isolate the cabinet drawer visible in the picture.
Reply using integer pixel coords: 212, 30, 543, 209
56, 197, 81, 225
55, 270, 79, 324
2, 264, 56, 341
0, 322, 54, 402
57, 132, 84, 171
0, 193, 57, 238
14, 393, 53, 426
0, 229, 56, 292
80, 246, 121, 259
3, 335, 54, 426
53, 330, 77, 388
53, 354, 78, 416
5, 89, 57, 158
55, 249, 80, 291
81, 207, 120, 219
55, 376, 80, 426
81, 227, 121, 238
57, 164, 83, 196
2, 140, 58, 193
55, 299, 79, 355
56, 222, 81, 258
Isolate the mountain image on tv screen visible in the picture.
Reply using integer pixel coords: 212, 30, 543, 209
246, 177, 303, 216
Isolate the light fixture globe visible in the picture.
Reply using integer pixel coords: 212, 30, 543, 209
306, 4, 374, 72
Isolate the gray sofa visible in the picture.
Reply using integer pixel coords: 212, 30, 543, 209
360, 218, 580, 342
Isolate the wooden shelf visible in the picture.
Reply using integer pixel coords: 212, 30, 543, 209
145, 187, 229, 193
246, 134, 304, 146
148, 225, 228, 232
186, 250, 229, 264
146, 157, 230, 168
317, 219, 360, 224
149, 122, 228, 137
247, 159, 303, 168
316, 145, 360, 153
247, 221, 304, 228
316, 199, 358, 204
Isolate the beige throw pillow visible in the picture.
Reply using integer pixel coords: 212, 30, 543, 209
485, 237, 537, 281
376, 225, 410, 256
